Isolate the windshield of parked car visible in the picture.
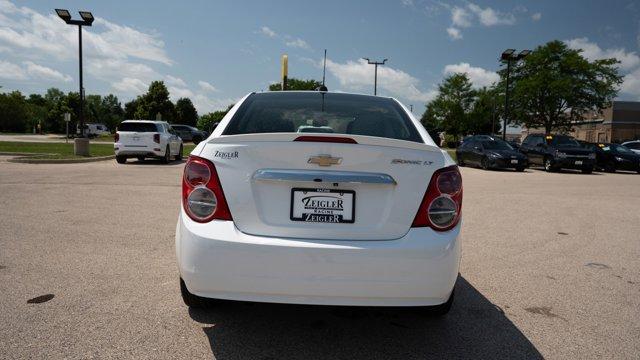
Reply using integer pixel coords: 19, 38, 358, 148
609, 144, 634, 154
223, 92, 423, 143
118, 122, 158, 132
481, 140, 513, 150
550, 136, 580, 147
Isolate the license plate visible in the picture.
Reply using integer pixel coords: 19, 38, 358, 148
575, 160, 583, 165
510, 159, 518, 164
290, 188, 355, 223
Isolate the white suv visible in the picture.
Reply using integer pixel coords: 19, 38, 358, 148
176, 91, 462, 315
114, 120, 183, 164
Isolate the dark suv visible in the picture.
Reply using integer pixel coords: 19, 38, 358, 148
520, 134, 595, 173
170, 125, 208, 144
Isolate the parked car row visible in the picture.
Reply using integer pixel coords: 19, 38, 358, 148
456, 134, 640, 174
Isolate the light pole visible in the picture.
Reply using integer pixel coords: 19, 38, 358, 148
500, 49, 530, 141
362, 58, 387, 95
55, 9, 94, 142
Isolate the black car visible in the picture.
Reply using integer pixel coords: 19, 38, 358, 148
456, 139, 527, 171
581, 142, 640, 173
170, 124, 208, 144
520, 134, 595, 173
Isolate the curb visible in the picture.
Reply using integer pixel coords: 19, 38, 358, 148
4, 152, 116, 164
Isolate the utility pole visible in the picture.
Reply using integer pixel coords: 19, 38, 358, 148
362, 58, 387, 95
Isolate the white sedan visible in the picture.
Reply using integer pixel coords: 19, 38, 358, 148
175, 91, 462, 315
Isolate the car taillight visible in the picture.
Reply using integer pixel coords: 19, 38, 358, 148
153, 133, 160, 143
412, 165, 463, 231
182, 156, 232, 222
114, 133, 119, 142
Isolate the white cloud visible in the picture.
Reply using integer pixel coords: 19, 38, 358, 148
198, 81, 218, 92
0, 60, 26, 80
467, 4, 515, 26
621, 68, 640, 99
451, 6, 472, 28
443, 62, 499, 88
168, 86, 194, 101
566, 37, 640, 71
446, 27, 462, 40
285, 38, 310, 49
165, 75, 187, 87
193, 94, 240, 114
259, 26, 277, 38
112, 77, 148, 94
325, 58, 436, 102
24, 61, 72, 82
531, 12, 542, 21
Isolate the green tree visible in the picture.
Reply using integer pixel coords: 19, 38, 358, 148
421, 73, 475, 140
175, 97, 198, 126
502, 40, 622, 134
467, 87, 499, 135
134, 81, 175, 121
0, 91, 29, 132
197, 104, 234, 132
269, 78, 323, 91
101, 94, 125, 131
26, 94, 48, 132
124, 97, 140, 120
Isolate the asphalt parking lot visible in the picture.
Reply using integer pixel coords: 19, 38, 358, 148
1, 157, 639, 359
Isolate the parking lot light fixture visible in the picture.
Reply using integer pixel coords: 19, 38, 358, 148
500, 48, 530, 141
363, 58, 388, 95
53, 9, 94, 149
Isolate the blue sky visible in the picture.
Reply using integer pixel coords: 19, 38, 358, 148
1, 0, 640, 115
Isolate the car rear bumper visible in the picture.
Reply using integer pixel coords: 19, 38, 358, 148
114, 143, 164, 157
175, 210, 461, 307
554, 158, 594, 169
488, 157, 527, 168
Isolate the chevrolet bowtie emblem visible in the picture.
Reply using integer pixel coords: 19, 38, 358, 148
308, 154, 342, 167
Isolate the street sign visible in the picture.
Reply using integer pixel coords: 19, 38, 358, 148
64, 112, 71, 143
64, 113, 71, 122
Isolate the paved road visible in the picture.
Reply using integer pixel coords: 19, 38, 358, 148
0, 159, 638, 359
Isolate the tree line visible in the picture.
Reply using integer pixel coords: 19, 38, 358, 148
421, 40, 623, 144
0, 80, 235, 134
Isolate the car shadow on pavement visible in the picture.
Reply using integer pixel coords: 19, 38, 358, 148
123, 159, 186, 166
188, 276, 542, 359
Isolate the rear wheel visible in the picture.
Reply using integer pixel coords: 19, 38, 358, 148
176, 144, 183, 161
161, 145, 170, 164
604, 161, 616, 173
116, 156, 126, 164
515, 166, 525, 172
456, 155, 465, 167
481, 157, 489, 170
544, 157, 555, 172
180, 278, 208, 308
136, 156, 145, 162
581, 167, 593, 174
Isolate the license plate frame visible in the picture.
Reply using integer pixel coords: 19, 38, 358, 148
575, 160, 583, 165
290, 188, 355, 224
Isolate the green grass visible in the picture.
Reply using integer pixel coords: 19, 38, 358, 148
445, 148, 456, 161
0, 141, 114, 158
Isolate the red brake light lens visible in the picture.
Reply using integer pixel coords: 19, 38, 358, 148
153, 133, 160, 143
412, 165, 463, 231
182, 156, 232, 222
294, 136, 358, 144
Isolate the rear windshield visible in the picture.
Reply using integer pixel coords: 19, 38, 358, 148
550, 136, 580, 147
118, 122, 158, 132
223, 92, 423, 143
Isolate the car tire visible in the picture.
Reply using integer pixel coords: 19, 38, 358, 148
176, 144, 183, 161
457, 156, 465, 167
192, 136, 202, 145
604, 161, 616, 173
582, 167, 593, 174
544, 157, 555, 172
116, 156, 127, 164
420, 289, 454, 317
481, 157, 489, 170
161, 145, 170, 164
137, 156, 145, 162
180, 278, 208, 308
515, 166, 525, 172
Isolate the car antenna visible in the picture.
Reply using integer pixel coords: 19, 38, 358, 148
317, 49, 328, 92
